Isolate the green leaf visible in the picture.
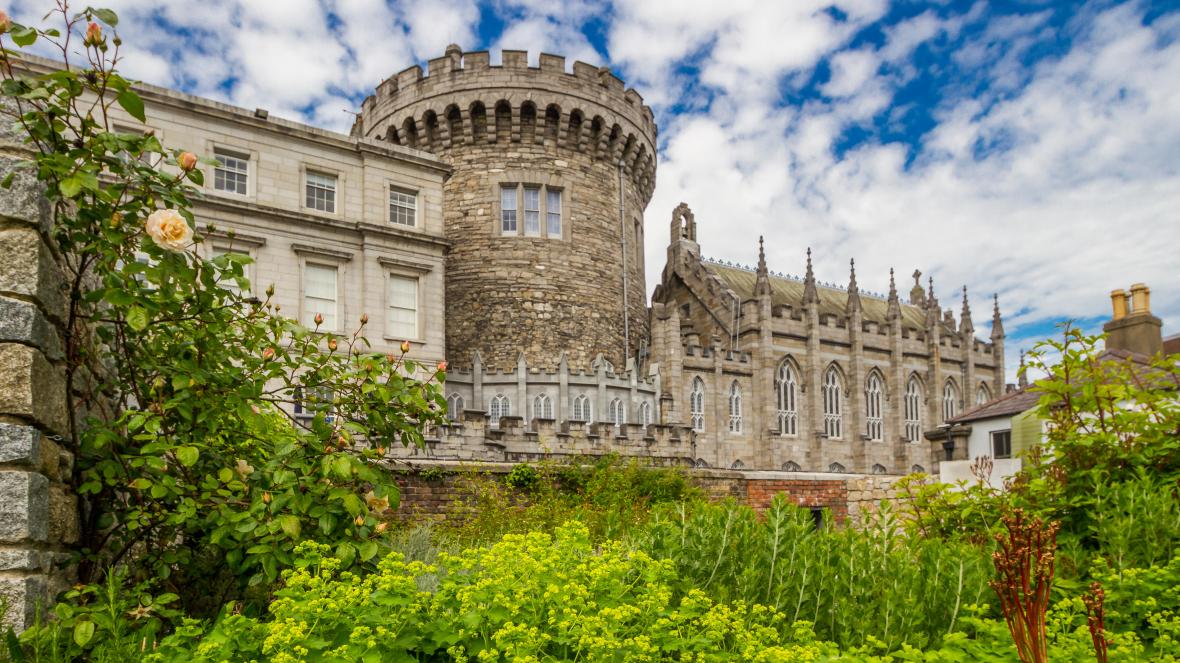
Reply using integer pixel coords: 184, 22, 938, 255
125, 306, 148, 331
91, 8, 119, 26
116, 89, 146, 122
278, 514, 301, 539
59, 176, 82, 198
11, 26, 37, 47
175, 446, 199, 467
358, 540, 378, 562
72, 621, 95, 647
335, 542, 356, 568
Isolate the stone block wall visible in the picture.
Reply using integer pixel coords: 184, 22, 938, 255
0, 99, 79, 631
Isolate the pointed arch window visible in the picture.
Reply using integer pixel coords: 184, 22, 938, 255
446, 393, 464, 421
690, 377, 705, 432
976, 383, 991, 406
865, 372, 884, 441
775, 359, 798, 436
571, 394, 592, 423
639, 401, 653, 426
533, 393, 553, 420
829, 462, 846, 473
782, 461, 801, 472
728, 381, 743, 433
904, 377, 923, 442
822, 367, 843, 439
943, 380, 959, 422
488, 393, 510, 428
871, 463, 887, 475
608, 398, 626, 426
911, 464, 926, 474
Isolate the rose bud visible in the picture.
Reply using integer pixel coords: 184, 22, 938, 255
84, 22, 102, 46
327, 338, 338, 352
354, 515, 366, 526
386, 353, 395, 363
400, 340, 411, 353
375, 522, 388, 533
314, 312, 324, 326
261, 347, 275, 361
437, 360, 448, 372
262, 491, 272, 504
266, 283, 275, 297
177, 151, 197, 171
360, 313, 368, 325
0, 11, 11, 34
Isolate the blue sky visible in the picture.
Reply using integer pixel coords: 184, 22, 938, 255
12, 0, 1180, 379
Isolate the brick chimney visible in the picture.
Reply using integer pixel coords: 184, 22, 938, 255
1103, 283, 1163, 356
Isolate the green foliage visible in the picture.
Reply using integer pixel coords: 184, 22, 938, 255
503, 462, 539, 491
0, 5, 446, 653
637, 495, 994, 651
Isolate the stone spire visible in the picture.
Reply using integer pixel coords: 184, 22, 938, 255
845, 258, 861, 314
960, 285, 974, 335
991, 293, 1005, 340
1018, 349, 1028, 389
803, 247, 819, 305
754, 236, 772, 297
925, 275, 941, 328
887, 267, 901, 321
909, 269, 926, 306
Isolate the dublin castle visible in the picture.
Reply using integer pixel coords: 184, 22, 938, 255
62, 46, 1006, 474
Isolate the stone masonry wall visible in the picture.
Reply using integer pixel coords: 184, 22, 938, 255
0, 99, 80, 631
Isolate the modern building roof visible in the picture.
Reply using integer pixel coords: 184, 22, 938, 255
950, 388, 1041, 424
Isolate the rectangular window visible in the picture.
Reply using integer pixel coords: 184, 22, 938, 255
547, 189, 562, 237
213, 150, 248, 195
991, 430, 1012, 459
523, 187, 540, 235
387, 274, 418, 339
500, 186, 517, 234
389, 187, 417, 226
305, 171, 337, 213
303, 263, 338, 330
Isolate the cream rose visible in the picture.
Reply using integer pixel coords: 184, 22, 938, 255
144, 209, 192, 252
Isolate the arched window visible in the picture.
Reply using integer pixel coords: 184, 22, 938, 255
695, 458, 709, 468
533, 393, 553, 420
639, 401, 653, 426
782, 461, 801, 472
488, 393, 510, 428
976, 383, 991, 406
775, 359, 798, 436
829, 462, 846, 473
904, 377, 923, 442
728, 381, 743, 433
608, 398, 626, 426
571, 394, 591, 423
690, 377, 705, 432
446, 393, 464, 421
865, 372, 884, 441
730, 459, 745, 469
871, 463, 887, 475
823, 367, 843, 439
943, 380, 959, 422
910, 464, 926, 474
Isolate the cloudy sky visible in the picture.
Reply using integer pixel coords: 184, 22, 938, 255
11, 0, 1180, 377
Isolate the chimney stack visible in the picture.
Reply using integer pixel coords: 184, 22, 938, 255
1103, 282, 1163, 357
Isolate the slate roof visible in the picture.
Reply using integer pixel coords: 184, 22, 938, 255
950, 388, 1041, 424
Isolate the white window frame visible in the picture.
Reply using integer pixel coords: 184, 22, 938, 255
533, 393, 553, 420
385, 272, 420, 342
865, 372, 884, 441
446, 393, 464, 421
302, 262, 339, 331
639, 401, 652, 427
608, 398, 626, 427
389, 185, 418, 227
728, 381, 742, 433
488, 393, 511, 428
305, 169, 338, 214
904, 377, 923, 443
690, 377, 705, 432
571, 394, 592, 423
943, 380, 959, 422
547, 188, 563, 237
212, 147, 250, 196
523, 186, 541, 236
991, 429, 1012, 459
500, 185, 518, 234
776, 359, 798, 436
497, 183, 564, 239
823, 367, 843, 439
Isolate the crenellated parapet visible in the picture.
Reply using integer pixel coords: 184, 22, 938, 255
355, 46, 658, 205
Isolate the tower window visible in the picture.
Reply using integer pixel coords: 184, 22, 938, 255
547, 189, 562, 236
523, 186, 541, 236
500, 186, 517, 234
498, 184, 563, 238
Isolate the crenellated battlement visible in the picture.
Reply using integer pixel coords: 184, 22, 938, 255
355, 46, 658, 204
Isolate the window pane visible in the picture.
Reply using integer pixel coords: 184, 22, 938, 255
214, 151, 248, 194
500, 186, 517, 233
303, 263, 337, 328
390, 187, 417, 226
524, 187, 540, 235
387, 275, 418, 339
306, 171, 337, 213
546, 189, 562, 237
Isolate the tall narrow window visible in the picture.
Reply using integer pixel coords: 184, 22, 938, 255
213, 150, 248, 194
904, 377, 923, 443
389, 187, 417, 226
446, 394, 464, 421
305, 171, 337, 213
608, 398, 626, 426
500, 186, 517, 234
639, 401, 652, 426
776, 360, 798, 435
533, 393, 553, 420
823, 367, 843, 439
546, 189, 562, 237
571, 394, 591, 423
865, 373, 883, 441
303, 263, 338, 329
387, 274, 418, 339
728, 381, 743, 433
690, 377, 705, 432
976, 384, 991, 406
523, 186, 541, 236
488, 394, 510, 427
943, 380, 959, 422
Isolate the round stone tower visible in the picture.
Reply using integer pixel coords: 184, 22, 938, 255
354, 46, 657, 371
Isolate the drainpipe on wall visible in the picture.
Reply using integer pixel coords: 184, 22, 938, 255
618, 160, 630, 364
